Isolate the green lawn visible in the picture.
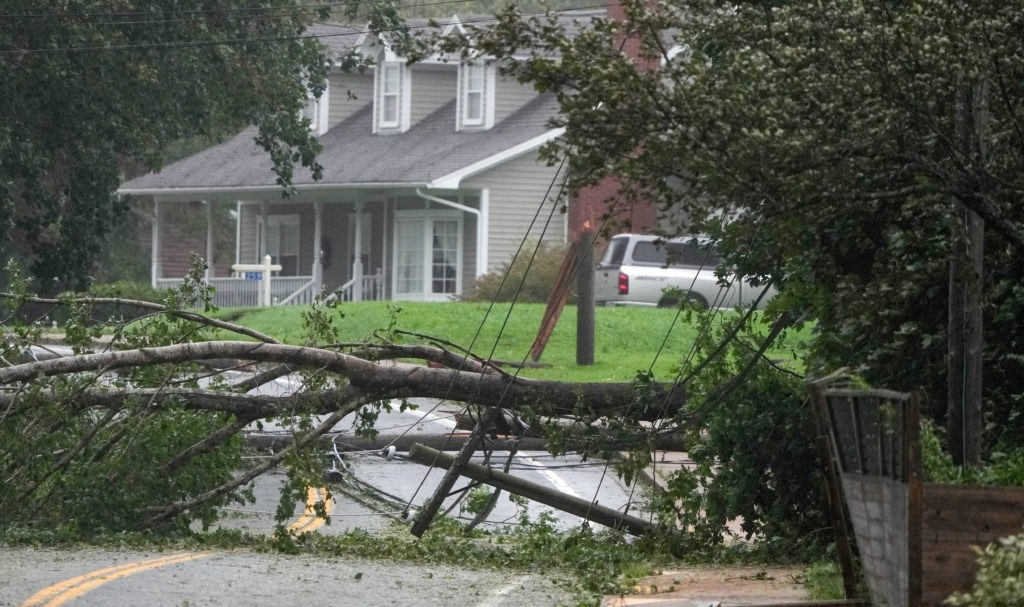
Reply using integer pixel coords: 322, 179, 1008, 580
210, 301, 801, 383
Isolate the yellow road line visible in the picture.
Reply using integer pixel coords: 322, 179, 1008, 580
22, 486, 333, 606
287, 486, 334, 535
20, 552, 211, 607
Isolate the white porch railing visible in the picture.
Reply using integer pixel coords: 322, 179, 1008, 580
277, 278, 318, 306
155, 276, 317, 308
155, 271, 387, 308
332, 269, 385, 302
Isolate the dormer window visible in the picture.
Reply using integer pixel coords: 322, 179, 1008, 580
457, 60, 493, 131
463, 63, 484, 125
303, 88, 330, 136
375, 59, 410, 132
381, 63, 401, 127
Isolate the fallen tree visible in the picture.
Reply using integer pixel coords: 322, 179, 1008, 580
0, 341, 685, 421
0, 285, 685, 533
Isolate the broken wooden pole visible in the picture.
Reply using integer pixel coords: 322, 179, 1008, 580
410, 422, 483, 537
408, 442, 654, 536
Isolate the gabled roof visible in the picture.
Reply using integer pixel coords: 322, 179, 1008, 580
117, 10, 606, 201
119, 93, 562, 200
306, 22, 367, 59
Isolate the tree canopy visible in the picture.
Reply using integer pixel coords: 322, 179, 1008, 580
460, 0, 1024, 449
0, 0, 337, 293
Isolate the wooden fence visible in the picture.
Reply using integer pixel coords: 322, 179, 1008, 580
811, 380, 1024, 607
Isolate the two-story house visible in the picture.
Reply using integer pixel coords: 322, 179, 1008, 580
119, 14, 603, 306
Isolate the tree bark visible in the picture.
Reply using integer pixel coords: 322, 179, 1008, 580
0, 341, 687, 420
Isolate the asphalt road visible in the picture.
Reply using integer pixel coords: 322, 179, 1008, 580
1, 377, 650, 607
0, 546, 574, 607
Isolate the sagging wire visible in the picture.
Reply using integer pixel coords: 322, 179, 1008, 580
398, 153, 571, 519
323, 437, 412, 522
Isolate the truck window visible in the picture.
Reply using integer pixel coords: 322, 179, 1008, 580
599, 237, 628, 267
634, 240, 720, 268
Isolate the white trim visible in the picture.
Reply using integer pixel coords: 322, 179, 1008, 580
428, 127, 564, 189
461, 62, 485, 127
234, 200, 242, 269
441, 15, 465, 36
313, 86, 331, 135
151, 200, 161, 287
119, 181, 432, 201
379, 62, 401, 129
415, 188, 485, 278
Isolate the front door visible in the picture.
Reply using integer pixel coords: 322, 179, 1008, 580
393, 211, 462, 301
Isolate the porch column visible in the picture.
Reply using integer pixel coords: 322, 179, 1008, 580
478, 188, 489, 277
260, 201, 269, 259
204, 201, 214, 280
312, 202, 324, 293
151, 200, 162, 289
234, 201, 242, 268
353, 199, 365, 301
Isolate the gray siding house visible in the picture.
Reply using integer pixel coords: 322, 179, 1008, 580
118, 15, 586, 306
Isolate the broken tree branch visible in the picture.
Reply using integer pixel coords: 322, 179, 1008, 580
0, 341, 687, 420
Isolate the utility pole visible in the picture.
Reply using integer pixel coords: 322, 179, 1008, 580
948, 81, 987, 467
576, 230, 595, 366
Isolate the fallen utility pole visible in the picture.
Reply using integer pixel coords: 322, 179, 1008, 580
410, 423, 483, 537
408, 442, 654, 536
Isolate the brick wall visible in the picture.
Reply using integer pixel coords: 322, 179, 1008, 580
136, 204, 233, 281
567, 0, 658, 241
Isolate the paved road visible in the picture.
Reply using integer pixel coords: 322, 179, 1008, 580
242, 391, 652, 535
0, 377, 649, 607
0, 546, 574, 607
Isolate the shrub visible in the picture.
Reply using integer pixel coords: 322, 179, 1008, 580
653, 312, 831, 560
946, 530, 1024, 607
460, 241, 573, 304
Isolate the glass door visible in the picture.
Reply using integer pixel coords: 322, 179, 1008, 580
393, 211, 461, 300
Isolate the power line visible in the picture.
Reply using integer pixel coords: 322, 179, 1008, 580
0, 0, 597, 22
0, 2, 609, 57
0, 2, 347, 21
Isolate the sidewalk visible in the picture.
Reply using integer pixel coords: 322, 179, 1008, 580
604, 454, 813, 607
602, 565, 810, 606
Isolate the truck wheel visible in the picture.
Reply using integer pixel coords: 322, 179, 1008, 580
658, 292, 708, 309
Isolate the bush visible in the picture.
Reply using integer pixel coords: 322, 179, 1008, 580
12, 281, 165, 327
460, 241, 573, 304
921, 419, 1024, 486
654, 312, 831, 559
946, 530, 1024, 607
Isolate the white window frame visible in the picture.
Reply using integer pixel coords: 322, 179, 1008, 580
462, 62, 485, 126
303, 85, 330, 135
374, 55, 412, 133
392, 210, 463, 301
380, 62, 401, 128
457, 60, 494, 131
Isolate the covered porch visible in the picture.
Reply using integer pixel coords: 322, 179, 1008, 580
147, 187, 490, 308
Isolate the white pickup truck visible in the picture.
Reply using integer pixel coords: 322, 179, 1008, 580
594, 234, 776, 309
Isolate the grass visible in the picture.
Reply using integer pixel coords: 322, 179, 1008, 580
803, 560, 846, 600
207, 301, 803, 383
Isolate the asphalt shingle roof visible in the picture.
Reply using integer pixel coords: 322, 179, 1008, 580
118, 11, 602, 197
120, 91, 561, 195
